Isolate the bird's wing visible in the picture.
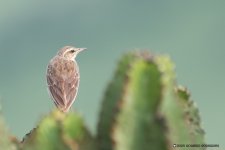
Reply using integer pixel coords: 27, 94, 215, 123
47, 63, 66, 109
63, 64, 79, 112
47, 60, 79, 112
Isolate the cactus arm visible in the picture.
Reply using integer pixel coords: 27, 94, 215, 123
113, 57, 167, 150
0, 108, 19, 150
97, 53, 136, 150
156, 56, 205, 148
98, 53, 205, 150
176, 86, 205, 144
22, 110, 94, 150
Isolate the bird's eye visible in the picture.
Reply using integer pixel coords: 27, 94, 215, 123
70, 50, 75, 53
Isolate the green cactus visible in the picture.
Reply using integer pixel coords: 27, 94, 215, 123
22, 110, 95, 150
0, 52, 205, 150
0, 108, 20, 150
97, 52, 205, 150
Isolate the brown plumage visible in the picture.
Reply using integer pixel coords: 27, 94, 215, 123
46, 46, 86, 112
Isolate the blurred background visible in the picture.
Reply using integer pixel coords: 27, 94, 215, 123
0, 0, 224, 147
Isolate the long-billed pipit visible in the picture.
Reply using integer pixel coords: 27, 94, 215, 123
46, 46, 86, 112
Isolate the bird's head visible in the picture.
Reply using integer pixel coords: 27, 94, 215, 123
58, 46, 86, 60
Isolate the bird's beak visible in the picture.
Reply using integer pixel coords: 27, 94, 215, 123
78, 48, 87, 52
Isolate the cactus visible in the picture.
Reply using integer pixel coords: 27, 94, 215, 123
21, 110, 95, 150
0, 52, 205, 150
97, 52, 205, 150
0, 107, 20, 150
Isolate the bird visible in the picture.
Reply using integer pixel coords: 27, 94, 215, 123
46, 46, 86, 112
